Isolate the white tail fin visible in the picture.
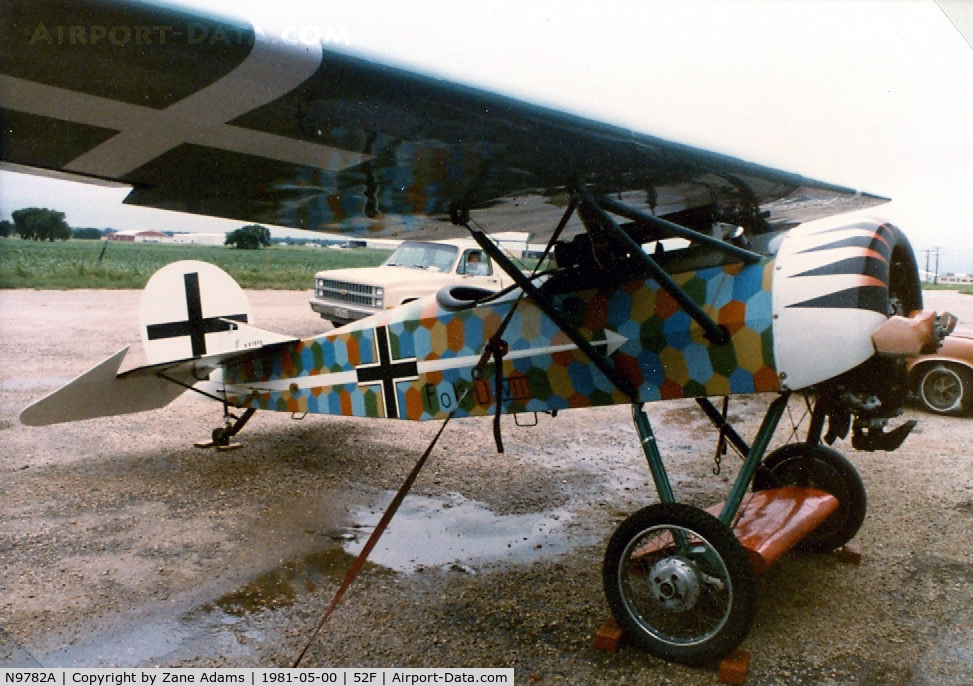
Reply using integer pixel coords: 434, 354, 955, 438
21, 261, 297, 426
139, 260, 293, 364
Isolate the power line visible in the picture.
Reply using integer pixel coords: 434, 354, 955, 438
920, 247, 943, 284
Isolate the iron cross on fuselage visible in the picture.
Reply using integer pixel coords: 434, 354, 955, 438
355, 326, 418, 419
145, 272, 248, 357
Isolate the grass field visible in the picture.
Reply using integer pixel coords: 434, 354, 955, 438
2, 238, 970, 295
920, 282, 973, 295
0, 239, 392, 289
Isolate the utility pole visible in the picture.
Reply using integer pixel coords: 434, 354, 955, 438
934, 246, 940, 285
924, 249, 932, 283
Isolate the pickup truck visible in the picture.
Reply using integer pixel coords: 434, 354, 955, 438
309, 238, 514, 327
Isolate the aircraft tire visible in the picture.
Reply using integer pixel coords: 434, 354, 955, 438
754, 443, 866, 553
602, 503, 756, 666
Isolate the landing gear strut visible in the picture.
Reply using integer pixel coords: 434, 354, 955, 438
605, 395, 867, 665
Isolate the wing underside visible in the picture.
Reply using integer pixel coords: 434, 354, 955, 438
0, 0, 887, 240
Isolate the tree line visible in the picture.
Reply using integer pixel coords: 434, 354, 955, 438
2, 207, 272, 249
0, 208, 108, 241
1, 208, 73, 241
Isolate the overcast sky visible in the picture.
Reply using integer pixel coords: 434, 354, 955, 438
2, 0, 971, 272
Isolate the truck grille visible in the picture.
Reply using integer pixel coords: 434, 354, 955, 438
315, 278, 378, 307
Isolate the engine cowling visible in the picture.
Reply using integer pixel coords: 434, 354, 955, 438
771, 216, 950, 449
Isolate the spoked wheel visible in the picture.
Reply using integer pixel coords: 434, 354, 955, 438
753, 443, 866, 553
603, 503, 757, 666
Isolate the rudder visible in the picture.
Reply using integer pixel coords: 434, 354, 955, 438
140, 260, 262, 364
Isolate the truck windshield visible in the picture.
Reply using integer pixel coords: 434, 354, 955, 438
385, 242, 459, 272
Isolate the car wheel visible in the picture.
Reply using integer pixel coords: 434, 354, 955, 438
916, 363, 972, 416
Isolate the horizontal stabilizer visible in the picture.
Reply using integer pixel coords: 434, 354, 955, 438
210, 318, 298, 355
19, 347, 192, 426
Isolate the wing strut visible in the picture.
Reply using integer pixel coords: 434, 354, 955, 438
595, 194, 763, 265
465, 216, 640, 403
574, 186, 733, 345
464, 181, 764, 403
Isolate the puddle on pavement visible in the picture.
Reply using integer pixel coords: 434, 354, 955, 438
213, 547, 359, 616
31, 490, 582, 667
34, 598, 259, 667
345, 492, 576, 572
210, 491, 578, 617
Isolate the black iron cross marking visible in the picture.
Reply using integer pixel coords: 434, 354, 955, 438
145, 272, 248, 357
355, 326, 418, 419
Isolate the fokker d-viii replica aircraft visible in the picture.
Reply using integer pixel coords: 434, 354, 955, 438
3, 0, 958, 666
